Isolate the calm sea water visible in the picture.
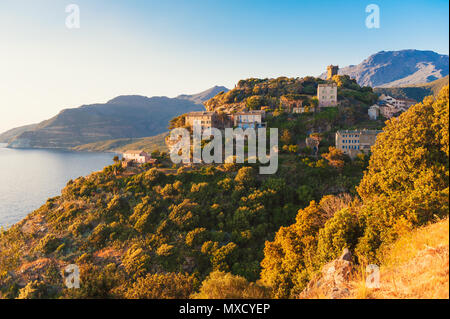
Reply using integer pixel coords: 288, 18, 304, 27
0, 144, 115, 228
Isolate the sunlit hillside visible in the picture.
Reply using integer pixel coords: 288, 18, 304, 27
352, 218, 449, 299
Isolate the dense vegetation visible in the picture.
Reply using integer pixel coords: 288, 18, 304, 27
260, 85, 449, 298
0, 145, 367, 298
204, 76, 378, 112
0, 80, 447, 299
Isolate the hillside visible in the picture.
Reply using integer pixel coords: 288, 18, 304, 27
321, 49, 449, 88
204, 76, 378, 113
261, 85, 449, 299
0, 79, 385, 299
0, 83, 446, 300
374, 75, 449, 101
0, 123, 38, 144
300, 218, 449, 299
72, 133, 168, 153
2, 86, 229, 150
5, 96, 201, 149
356, 218, 449, 299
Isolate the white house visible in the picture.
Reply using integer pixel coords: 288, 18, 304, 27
379, 94, 416, 110
122, 150, 153, 164
233, 110, 266, 129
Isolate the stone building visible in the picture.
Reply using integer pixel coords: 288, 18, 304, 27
317, 83, 338, 107
335, 129, 382, 158
327, 65, 339, 80
233, 110, 266, 129
280, 96, 304, 113
185, 111, 221, 128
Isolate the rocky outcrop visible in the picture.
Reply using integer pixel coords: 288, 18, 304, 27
300, 248, 354, 299
320, 50, 449, 87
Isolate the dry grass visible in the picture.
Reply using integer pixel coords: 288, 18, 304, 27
351, 218, 449, 299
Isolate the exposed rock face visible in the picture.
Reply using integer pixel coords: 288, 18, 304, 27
300, 248, 354, 299
320, 50, 449, 88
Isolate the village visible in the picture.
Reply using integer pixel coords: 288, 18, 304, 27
121, 65, 417, 166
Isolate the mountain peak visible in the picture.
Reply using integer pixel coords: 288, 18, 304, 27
107, 95, 154, 105
322, 49, 449, 87
177, 86, 230, 104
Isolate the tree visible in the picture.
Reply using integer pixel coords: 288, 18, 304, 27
191, 271, 270, 299
234, 167, 255, 185
355, 86, 449, 261
358, 86, 449, 220
126, 273, 198, 299
280, 129, 292, 145
246, 96, 264, 110
321, 147, 345, 169
169, 114, 187, 130
260, 201, 329, 298
309, 97, 319, 110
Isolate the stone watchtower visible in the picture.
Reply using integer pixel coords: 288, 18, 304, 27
327, 65, 339, 80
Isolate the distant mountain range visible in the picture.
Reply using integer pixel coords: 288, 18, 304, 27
374, 75, 449, 101
177, 85, 229, 104
3, 49, 448, 150
321, 49, 449, 87
1, 86, 229, 149
0, 123, 38, 144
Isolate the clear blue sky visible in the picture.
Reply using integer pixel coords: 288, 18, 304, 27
0, 0, 448, 132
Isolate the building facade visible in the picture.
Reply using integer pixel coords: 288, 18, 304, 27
122, 150, 153, 164
379, 104, 402, 119
233, 110, 266, 129
379, 94, 416, 110
317, 83, 338, 107
185, 111, 221, 128
335, 129, 382, 158
280, 96, 304, 113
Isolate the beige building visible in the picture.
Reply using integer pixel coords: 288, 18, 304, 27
335, 129, 382, 157
122, 150, 154, 164
318, 83, 338, 107
292, 106, 309, 113
233, 110, 266, 128
185, 111, 221, 128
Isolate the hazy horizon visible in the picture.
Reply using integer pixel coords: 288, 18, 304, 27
1, 0, 449, 133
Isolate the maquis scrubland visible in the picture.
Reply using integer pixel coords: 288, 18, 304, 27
0, 76, 448, 299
